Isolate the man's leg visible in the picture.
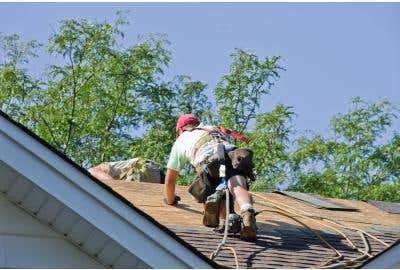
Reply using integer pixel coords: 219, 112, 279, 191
228, 175, 252, 206
228, 175, 257, 241
201, 159, 224, 227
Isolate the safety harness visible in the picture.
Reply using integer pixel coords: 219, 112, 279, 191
217, 126, 249, 143
188, 125, 252, 201
196, 126, 249, 144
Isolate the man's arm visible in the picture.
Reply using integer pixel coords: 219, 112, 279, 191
164, 168, 179, 205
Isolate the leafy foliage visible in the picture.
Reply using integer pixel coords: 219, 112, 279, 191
130, 75, 212, 166
0, 33, 42, 119
248, 105, 294, 191
0, 15, 399, 202
214, 49, 283, 133
0, 15, 211, 169
213, 50, 294, 191
288, 98, 400, 201
28, 16, 173, 166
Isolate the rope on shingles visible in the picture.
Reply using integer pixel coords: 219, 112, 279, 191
321, 232, 371, 269
209, 188, 240, 269
322, 219, 389, 247
250, 194, 371, 267
250, 192, 389, 248
254, 202, 367, 266
255, 203, 344, 265
250, 192, 388, 268
257, 206, 359, 252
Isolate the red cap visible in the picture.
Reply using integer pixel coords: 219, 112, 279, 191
176, 114, 200, 134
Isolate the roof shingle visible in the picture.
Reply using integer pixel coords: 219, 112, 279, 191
98, 180, 400, 268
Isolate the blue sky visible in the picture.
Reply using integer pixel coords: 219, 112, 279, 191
1, 2, 399, 139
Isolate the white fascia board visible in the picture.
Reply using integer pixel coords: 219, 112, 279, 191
0, 115, 212, 269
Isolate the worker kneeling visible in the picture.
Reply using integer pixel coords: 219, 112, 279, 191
164, 114, 257, 241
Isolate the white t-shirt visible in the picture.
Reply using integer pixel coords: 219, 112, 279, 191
167, 123, 235, 171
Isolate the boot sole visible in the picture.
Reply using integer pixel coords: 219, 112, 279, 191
240, 226, 257, 241
203, 200, 220, 227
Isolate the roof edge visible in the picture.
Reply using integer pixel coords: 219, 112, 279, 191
359, 239, 400, 268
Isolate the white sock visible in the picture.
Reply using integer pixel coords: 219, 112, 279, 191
240, 203, 253, 212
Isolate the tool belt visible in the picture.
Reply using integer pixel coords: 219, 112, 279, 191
188, 156, 220, 203
188, 147, 254, 203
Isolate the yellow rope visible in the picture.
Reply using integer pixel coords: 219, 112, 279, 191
250, 192, 389, 247
208, 191, 387, 268
250, 192, 384, 267
255, 202, 343, 266
256, 205, 359, 251
322, 219, 390, 247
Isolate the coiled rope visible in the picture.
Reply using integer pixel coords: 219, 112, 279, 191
255, 202, 344, 266
207, 190, 388, 268
250, 192, 388, 268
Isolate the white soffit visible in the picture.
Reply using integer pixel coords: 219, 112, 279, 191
0, 113, 213, 269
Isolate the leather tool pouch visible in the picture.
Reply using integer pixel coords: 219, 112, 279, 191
188, 174, 211, 203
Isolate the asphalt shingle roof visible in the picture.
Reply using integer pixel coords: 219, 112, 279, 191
2, 110, 399, 268
98, 180, 400, 268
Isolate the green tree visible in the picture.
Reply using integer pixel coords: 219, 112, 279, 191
0, 15, 175, 166
289, 98, 400, 201
214, 48, 290, 190
0, 33, 41, 119
248, 104, 294, 190
0, 15, 212, 169
214, 48, 282, 133
130, 75, 212, 166
28, 16, 172, 166
2, 15, 399, 202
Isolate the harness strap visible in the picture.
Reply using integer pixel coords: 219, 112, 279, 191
217, 126, 249, 143
195, 126, 230, 143
196, 126, 249, 143
193, 132, 215, 150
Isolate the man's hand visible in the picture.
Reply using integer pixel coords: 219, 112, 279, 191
163, 195, 181, 206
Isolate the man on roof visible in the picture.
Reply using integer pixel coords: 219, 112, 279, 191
164, 113, 257, 241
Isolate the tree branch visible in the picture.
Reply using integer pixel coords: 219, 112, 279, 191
63, 43, 79, 154
239, 81, 264, 134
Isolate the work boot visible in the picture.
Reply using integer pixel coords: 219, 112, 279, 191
228, 213, 242, 234
240, 209, 257, 241
213, 213, 242, 234
202, 190, 225, 227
